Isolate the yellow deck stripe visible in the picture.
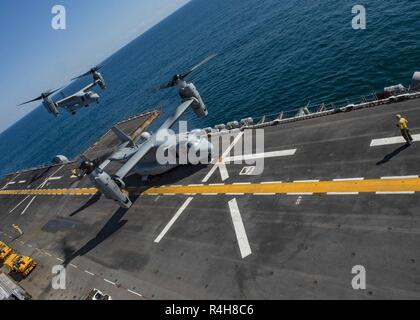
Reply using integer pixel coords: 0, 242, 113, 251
0, 177, 419, 197
143, 178, 420, 195
0, 188, 98, 196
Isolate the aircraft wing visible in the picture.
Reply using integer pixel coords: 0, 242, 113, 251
114, 99, 194, 179
81, 80, 98, 93
55, 94, 80, 108
114, 138, 155, 178
158, 99, 194, 131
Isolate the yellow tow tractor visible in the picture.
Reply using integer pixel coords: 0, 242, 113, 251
0, 243, 14, 261
4, 253, 37, 277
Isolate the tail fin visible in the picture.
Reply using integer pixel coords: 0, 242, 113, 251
111, 126, 134, 146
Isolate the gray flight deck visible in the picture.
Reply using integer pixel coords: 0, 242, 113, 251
1, 97, 420, 300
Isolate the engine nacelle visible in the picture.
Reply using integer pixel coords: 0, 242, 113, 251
87, 168, 132, 208
94, 71, 107, 90
42, 98, 59, 117
179, 82, 208, 118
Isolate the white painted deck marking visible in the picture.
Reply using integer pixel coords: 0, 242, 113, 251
327, 192, 359, 195
127, 289, 143, 297
239, 166, 255, 176
154, 197, 193, 243
253, 193, 276, 195
17, 165, 65, 215
228, 198, 251, 259
104, 279, 116, 286
381, 175, 419, 180
202, 132, 244, 182
294, 179, 320, 183
376, 191, 415, 195
370, 134, 420, 147
333, 178, 364, 181
20, 196, 36, 215
1, 173, 22, 190
288, 193, 314, 195
84, 270, 95, 276
48, 176, 63, 181
224, 149, 297, 162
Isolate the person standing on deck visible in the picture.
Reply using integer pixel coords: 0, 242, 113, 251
396, 114, 414, 145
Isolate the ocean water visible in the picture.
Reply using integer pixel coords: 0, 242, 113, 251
1, 0, 420, 177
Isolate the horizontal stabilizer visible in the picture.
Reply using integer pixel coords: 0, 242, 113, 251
111, 126, 134, 146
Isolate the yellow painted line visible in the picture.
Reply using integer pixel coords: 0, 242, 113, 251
1, 177, 420, 198
0, 188, 98, 196
143, 178, 420, 195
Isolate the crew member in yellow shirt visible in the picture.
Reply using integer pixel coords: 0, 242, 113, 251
396, 114, 413, 145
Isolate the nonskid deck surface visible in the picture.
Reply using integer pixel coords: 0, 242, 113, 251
1, 99, 420, 299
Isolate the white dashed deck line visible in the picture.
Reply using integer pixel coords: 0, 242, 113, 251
44, 252, 52, 257
47, 176, 63, 181
154, 197, 194, 244
85, 270, 95, 276
376, 191, 415, 195
188, 184, 204, 187
233, 182, 252, 185
260, 181, 281, 184
381, 175, 419, 180
209, 183, 225, 186
253, 193, 276, 195
333, 178, 364, 181
18, 181, 26, 184
287, 192, 314, 195
56, 258, 64, 262
70, 264, 78, 269
127, 289, 143, 297
370, 134, 420, 147
327, 192, 359, 195
27, 244, 33, 248
163, 193, 175, 196
228, 198, 251, 259
202, 193, 218, 196
104, 279, 117, 286
293, 180, 320, 183
224, 149, 297, 162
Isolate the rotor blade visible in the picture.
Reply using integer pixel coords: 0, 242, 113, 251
45, 88, 61, 96
71, 65, 103, 81
158, 80, 175, 90
182, 53, 217, 78
17, 96, 43, 106
71, 71, 90, 81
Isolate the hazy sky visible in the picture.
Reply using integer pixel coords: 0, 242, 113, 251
0, 0, 190, 132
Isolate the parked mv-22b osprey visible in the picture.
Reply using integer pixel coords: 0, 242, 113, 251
79, 55, 217, 209
18, 66, 106, 117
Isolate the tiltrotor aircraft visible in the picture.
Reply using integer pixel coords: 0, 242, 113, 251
79, 55, 217, 208
18, 66, 106, 117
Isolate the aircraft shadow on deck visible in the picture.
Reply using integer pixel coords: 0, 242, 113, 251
62, 193, 140, 266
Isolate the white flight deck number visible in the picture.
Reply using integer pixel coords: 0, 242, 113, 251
51, 5, 66, 30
